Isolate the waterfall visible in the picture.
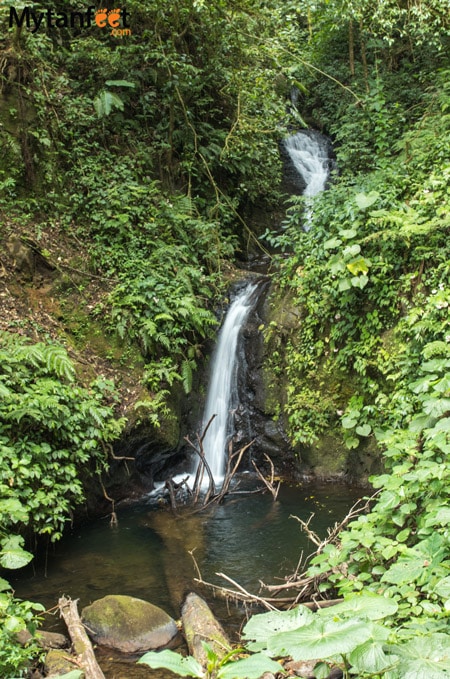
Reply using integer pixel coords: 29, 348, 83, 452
283, 129, 333, 229
194, 281, 260, 482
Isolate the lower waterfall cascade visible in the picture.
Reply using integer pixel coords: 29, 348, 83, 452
193, 281, 262, 482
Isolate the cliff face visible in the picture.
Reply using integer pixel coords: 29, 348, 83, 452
246, 283, 382, 483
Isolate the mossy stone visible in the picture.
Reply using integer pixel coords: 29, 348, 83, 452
81, 594, 178, 653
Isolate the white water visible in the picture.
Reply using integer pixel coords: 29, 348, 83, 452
193, 282, 259, 482
283, 129, 331, 228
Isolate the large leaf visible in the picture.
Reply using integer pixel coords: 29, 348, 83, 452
434, 576, 450, 599
0, 577, 12, 592
346, 256, 370, 275
355, 191, 380, 210
0, 535, 34, 569
391, 634, 450, 678
320, 593, 398, 620
137, 649, 204, 677
0, 497, 29, 523
218, 653, 283, 679
324, 237, 342, 250
243, 606, 314, 644
267, 618, 372, 660
348, 624, 391, 673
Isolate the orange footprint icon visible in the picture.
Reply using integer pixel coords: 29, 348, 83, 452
95, 8, 121, 28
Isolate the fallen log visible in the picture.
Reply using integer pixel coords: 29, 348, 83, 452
58, 596, 105, 679
181, 592, 231, 668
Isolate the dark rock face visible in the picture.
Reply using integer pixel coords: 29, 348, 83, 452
81, 595, 179, 653
233, 280, 298, 471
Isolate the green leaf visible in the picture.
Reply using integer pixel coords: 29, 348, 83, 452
218, 654, 283, 679
343, 244, 361, 258
0, 577, 12, 592
433, 577, 450, 599
351, 274, 369, 289
339, 228, 358, 239
349, 639, 391, 673
342, 416, 358, 429
323, 593, 398, 620
313, 662, 332, 679
346, 257, 370, 275
392, 634, 450, 678
355, 191, 380, 210
243, 606, 314, 649
345, 435, 360, 449
267, 618, 372, 660
356, 424, 372, 437
137, 650, 204, 677
338, 278, 352, 291
324, 237, 342, 250
105, 79, 136, 88
381, 557, 425, 585
0, 536, 34, 569
4, 615, 26, 633
94, 91, 125, 117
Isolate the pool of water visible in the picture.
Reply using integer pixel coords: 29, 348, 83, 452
11, 478, 364, 678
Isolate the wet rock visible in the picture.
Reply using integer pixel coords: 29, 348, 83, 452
16, 629, 69, 649
44, 649, 81, 677
81, 594, 178, 653
285, 659, 343, 678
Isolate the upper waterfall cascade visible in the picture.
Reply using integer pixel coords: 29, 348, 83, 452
283, 129, 333, 228
194, 282, 260, 481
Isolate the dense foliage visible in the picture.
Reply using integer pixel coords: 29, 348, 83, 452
0, 333, 124, 675
258, 1, 450, 674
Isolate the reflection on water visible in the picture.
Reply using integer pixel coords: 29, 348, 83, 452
11, 480, 364, 678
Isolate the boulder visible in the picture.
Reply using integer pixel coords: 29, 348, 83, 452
81, 595, 178, 653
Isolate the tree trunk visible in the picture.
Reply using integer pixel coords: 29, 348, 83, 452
349, 20, 355, 76
58, 596, 106, 679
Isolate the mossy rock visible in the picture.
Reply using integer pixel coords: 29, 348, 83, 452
45, 649, 82, 677
81, 594, 178, 653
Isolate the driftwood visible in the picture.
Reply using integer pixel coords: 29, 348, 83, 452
252, 454, 280, 501
159, 414, 278, 514
58, 596, 105, 679
181, 592, 231, 667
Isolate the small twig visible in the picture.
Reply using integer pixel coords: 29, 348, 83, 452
216, 573, 278, 611
251, 454, 281, 501
100, 481, 118, 527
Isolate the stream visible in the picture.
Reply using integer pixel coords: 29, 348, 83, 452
12, 480, 363, 677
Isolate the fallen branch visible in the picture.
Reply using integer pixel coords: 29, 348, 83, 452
100, 481, 118, 527
252, 454, 281, 501
58, 596, 105, 679
182, 593, 231, 667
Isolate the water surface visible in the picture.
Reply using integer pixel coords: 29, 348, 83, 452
12, 480, 364, 678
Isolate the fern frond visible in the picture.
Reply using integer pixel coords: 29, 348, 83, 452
43, 346, 76, 382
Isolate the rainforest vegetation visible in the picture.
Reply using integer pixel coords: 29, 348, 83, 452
0, 0, 449, 676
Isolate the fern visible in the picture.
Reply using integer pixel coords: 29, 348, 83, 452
43, 346, 75, 382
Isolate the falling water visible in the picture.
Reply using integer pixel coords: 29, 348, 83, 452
283, 129, 332, 228
194, 282, 260, 482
